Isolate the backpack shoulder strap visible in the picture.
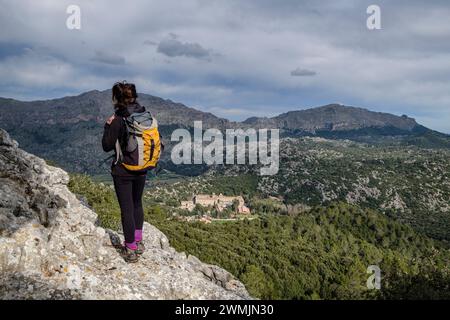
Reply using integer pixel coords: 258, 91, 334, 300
114, 139, 123, 165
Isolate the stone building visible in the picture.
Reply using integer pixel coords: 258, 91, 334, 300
180, 193, 251, 214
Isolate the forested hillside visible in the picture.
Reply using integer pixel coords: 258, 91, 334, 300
68, 174, 450, 300
138, 137, 450, 245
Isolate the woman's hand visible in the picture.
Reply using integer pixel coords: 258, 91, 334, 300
106, 114, 115, 125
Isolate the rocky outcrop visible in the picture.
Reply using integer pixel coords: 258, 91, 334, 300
0, 129, 250, 299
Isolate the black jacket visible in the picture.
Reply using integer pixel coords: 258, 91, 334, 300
102, 103, 148, 176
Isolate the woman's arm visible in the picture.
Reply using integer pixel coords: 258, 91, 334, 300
102, 115, 121, 152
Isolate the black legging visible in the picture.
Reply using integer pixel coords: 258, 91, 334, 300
112, 174, 146, 244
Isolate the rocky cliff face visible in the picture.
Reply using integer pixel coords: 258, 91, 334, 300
0, 129, 250, 300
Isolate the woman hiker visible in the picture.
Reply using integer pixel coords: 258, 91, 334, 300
102, 81, 148, 263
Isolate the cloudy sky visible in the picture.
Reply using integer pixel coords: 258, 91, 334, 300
1, 0, 449, 132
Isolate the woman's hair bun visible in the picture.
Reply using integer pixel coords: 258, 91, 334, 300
112, 81, 138, 107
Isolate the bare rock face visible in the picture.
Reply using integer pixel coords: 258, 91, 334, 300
0, 128, 251, 300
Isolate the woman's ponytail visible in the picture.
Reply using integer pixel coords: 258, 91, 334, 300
112, 81, 138, 108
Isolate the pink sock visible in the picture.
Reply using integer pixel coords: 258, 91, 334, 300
125, 241, 137, 250
135, 229, 143, 242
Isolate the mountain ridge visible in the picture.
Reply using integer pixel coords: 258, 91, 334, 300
243, 103, 419, 132
0, 90, 445, 133
0, 89, 449, 175
0, 89, 232, 129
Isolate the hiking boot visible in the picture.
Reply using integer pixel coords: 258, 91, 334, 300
136, 241, 146, 255
121, 246, 139, 263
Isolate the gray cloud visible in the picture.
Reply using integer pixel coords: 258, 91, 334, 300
290, 68, 317, 77
143, 40, 158, 46
91, 50, 125, 65
157, 38, 212, 60
0, 0, 449, 132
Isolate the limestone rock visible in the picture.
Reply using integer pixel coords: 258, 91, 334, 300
0, 128, 251, 300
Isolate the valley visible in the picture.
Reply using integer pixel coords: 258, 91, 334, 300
1, 89, 450, 299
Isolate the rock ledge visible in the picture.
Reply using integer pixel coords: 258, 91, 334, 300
0, 128, 250, 300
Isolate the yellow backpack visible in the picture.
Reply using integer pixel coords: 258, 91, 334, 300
115, 111, 162, 171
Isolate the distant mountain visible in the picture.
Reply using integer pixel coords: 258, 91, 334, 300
0, 89, 231, 129
243, 104, 450, 148
243, 104, 419, 131
0, 91, 448, 174
0, 90, 232, 175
